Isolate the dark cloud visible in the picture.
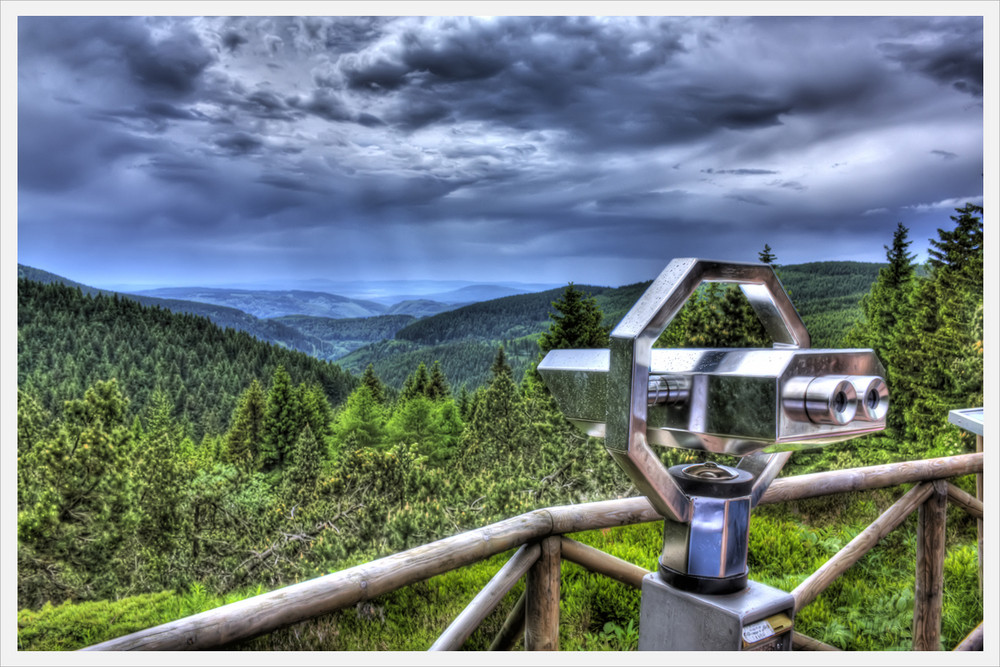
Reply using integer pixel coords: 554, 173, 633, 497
289, 89, 353, 122
726, 194, 770, 206
237, 90, 299, 121
15, 16, 985, 288
143, 101, 203, 120
18, 105, 153, 191
222, 31, 248, 53
126, 29, 215, 94
878, 18, 983, 98
213, 132, 264, 155
703, 168, 780, 176
769, 180, 807, 191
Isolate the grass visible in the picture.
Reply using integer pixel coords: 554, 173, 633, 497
18, 494, 982, 652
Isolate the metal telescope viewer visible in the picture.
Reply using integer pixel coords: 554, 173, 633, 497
537, 258, 889, 651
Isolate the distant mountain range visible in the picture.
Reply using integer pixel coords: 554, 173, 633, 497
16, 264, 567, 364
131, 286, 400, 319
18, 260, 884, 389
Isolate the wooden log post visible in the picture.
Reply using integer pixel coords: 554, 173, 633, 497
429, 543, 540, 651
913, 480, 948, 651
976, 433, 983, 592
524, 536, 561, 650
792, 482, 934, 613
489, 591, 526, 650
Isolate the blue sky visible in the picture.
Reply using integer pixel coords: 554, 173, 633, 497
11, 10, 989, 289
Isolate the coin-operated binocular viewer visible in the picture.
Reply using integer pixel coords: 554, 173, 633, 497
538, 258, 889, 651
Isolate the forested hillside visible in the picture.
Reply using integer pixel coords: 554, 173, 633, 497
272, 314, 417, 360
17, 280, 356, 439
343, 259, 881, 389
17, 265, 334, 358
779, 261, 882, 347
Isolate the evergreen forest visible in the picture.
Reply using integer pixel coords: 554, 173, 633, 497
16, 205, 984, 651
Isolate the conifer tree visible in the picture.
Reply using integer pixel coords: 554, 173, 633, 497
16, 388, 49, 458
401, 362, 431, 401
298, 382, 335, 455
425, 361, 451, 400
491, 346, 513, 379
331, 384, 387, 454
457, 385, 472, 420
262, 366, 303, 469
133, 389, 188, 575
225, 379, 266, 470
465, 347, 530, 465
894, 205, 983, 445
284, 424, 322, 501
360, 363, 386, 404
758, 243, 777, 265
538, 283, 608, 355
843, 223, 917, 435
17, 380, 137, 607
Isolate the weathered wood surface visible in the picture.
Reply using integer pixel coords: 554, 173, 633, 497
760, 453, 982, 505
791, 482, 934, 613
429, 543, 539, 651
946, 482, 983, 519
976, 433, 983, 592
560, 536, 648, 589
952, 622, 984, 651
912, 480, 948, 650
83, 452, 982, 651
489, 591, 526, 651
524, 536, 561, 651
792, 631, 841, 651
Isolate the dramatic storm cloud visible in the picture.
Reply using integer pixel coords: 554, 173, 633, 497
15, 14, 985, 288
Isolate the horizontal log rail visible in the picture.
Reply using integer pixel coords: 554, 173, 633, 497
82, 452, 982, 651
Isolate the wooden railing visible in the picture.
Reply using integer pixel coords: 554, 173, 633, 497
82, 452, 983, 651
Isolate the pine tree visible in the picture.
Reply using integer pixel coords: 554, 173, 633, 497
17, 379, 137, 607
331, 384, 387, 455
538, 283, 608, 356
843, 223, 917, 435
225, 379, 266, 470
298, 382, 334, 456
284, 424, 322, 501
465, 347, 530, 466
425, 361, 451, 400
491, 346, 513, 379
132, 389, 189, 582
360, 363, 386, 404
896, 204, 983, 445
401, 362, 430, 401
262, 366, 303, 469
758, 243, 777, 265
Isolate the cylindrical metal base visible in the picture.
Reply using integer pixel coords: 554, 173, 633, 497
659, 562, 748, 595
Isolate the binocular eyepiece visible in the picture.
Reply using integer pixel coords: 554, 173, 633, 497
781, 375, 888, 425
